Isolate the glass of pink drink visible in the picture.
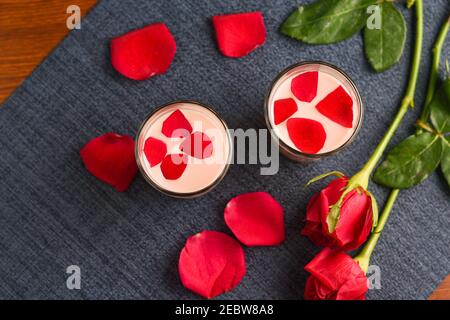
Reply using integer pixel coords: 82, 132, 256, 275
265, 61, 363, 162
135, 101, 232, 198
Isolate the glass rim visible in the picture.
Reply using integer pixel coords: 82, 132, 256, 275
135, 100, 232, 198
264, 60, 364, 159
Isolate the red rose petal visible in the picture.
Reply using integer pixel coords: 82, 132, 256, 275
180, 132, 214, 159
224, 192, 285, 246
301, 192, 336, 247
274, 98, 298, 125
161, 110, 193, 138
287, 118, 326, 154
212, 12, 266, 58
305, 248, 368, 296
178, 230, 246, 299
80, 133, 138, 192
304, 248, 368, 300
304, 276, 336, 300
291, 71, 318, 102
110, 23, 176, 80
160, 153, 188, 180
316, 86, 354, 128
334, 188, 373, 250
303, 177, 343, 246
144, 137, 167, 167
318, 178, 349, 237
336, 276, 368, 300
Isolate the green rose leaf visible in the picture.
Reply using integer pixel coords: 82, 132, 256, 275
373, 132, 443, 189
364, 2, 406, 72
430, 78, 450, 133
441, 137, 450, 188
280, 0, 377, 44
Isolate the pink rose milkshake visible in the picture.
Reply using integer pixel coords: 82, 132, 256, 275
265, 62, 363, 161
136, 101, 231, 197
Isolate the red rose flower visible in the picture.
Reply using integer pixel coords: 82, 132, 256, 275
304, 248, 368, 300
301, 177, 374, 251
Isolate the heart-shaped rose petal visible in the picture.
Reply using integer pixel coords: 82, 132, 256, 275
162, 110, 193, 138
180, 132, 213, 159
316, 86, 354, 128
225, 192, 285, 246
273, 98, 298, 125
80, 133, 138, 192
160, 153, 188, 180
178, 230, 246, 299
212, 12, 266, 58
110, 23, 176, 80
287, 118, 326, 154
291, 71, 318, 103
144, 137, 167, 167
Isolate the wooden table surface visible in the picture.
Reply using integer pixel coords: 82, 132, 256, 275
0, 0, 448, 300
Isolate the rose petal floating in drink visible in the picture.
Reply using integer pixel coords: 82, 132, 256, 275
160, 153, 188, 180
144, 137, 167, 167
180, 132, 214, 159
316, 86, 354, 128
224, 192, 285, 246
178, 230, 246, 299
212, 11, 266, 58
287, 118, 326, 154
110, 23, 176, 80
273, 98, 298, 125
80, 133, 138, 192
291, 71, 318, 102
161, 109, 193, 138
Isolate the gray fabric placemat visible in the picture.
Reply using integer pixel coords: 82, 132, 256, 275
0, 0, 449, 300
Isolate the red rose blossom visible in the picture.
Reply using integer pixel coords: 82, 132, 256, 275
301, 177, 374, 251
304, 248, 368, 300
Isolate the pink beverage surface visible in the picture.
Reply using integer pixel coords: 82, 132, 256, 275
137, 102, 230, 194
268, 64, 361, 154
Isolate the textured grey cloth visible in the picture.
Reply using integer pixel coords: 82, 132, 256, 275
0, 0, 449, 300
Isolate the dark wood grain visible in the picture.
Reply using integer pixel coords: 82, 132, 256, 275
429, 275, 450, 300
0, 0, 96, 103
0, 0, 448, 300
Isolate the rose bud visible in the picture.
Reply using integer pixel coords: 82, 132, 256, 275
304, 248, 368, 300
301, 172, 378, 251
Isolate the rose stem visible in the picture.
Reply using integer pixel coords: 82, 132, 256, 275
352, 0, 424, 187
354, 189, 399, 272
355, 12, 450, 273
418, 15, 450, 124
